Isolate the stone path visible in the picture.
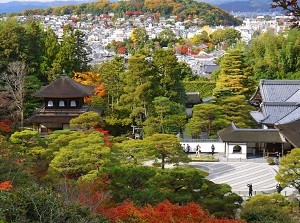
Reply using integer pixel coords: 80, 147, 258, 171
187, 162, 279, 196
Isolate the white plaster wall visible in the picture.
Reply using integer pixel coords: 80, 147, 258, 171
180, 142, 224, 153
227, 143, 247, 159
180, 141, 247, 159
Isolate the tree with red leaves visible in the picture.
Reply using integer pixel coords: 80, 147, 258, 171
271, 0, 300, 28
101, 201, 245, 223
0, 120, 12, 134
118, 47, 126, 54
94, 126, 112, 147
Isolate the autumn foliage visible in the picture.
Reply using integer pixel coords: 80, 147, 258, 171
73, 71, 105, 103
94, 126, 112, 147
101, 201, 245, 223
0, 181, 13, 191
0, 120, 12, 133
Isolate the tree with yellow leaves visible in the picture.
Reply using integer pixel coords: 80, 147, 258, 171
73, 71, 105, 106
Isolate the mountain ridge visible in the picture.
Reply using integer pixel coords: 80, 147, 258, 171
0, 0, 97, 14
0, 0, 279, 14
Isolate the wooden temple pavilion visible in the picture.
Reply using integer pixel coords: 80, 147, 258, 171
27, 74, 95, 135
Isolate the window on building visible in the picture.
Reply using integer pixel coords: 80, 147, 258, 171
59, 100, 65, 107
47, 100, 54, 107
233, 145, 242, 153
70, 100, 76, 107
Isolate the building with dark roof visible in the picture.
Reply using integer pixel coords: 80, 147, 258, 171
250, 80, 300, 127
215, 80, 300, 159
249, 79, 300, 151
218, 122, 286, 158
27, 74, 95, 135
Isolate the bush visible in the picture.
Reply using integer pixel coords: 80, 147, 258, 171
267, 157, 275, 165
0, 184, 105, 223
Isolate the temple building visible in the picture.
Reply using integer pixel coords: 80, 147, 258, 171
27, 74, 95, 135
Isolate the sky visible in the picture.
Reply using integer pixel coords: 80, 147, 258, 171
0, 0, 91, 3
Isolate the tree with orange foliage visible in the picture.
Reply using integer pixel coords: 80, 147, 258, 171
101, 201, 245, 223
0, 181, 12, 191
73, 71, 106, 106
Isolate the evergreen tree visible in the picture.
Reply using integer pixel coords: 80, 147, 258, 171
212, 49, 256, 129
118, 53, 154, 127
152, 49, 186, 104
41, 28, 61, 82
214, 49, 255, 98
186, 103, 227, 138
52, 25, 90, 79
23, 20, 45, 79
0, 18, 26, 62
73, 29, 91, 72
94, 56, 125, 111
144, 133, 190, 169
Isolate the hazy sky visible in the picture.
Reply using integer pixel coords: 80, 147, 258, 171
0, 0, 88, 3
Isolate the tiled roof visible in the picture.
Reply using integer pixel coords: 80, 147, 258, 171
259, 102, 298, 124
218, 122, 286, 143
250, 80, 300, 125
259, 80, 300, 102
275, 119, 300, 147
33, 75, 95, 98
276, 107, 300, 125
250, 111, 266, 123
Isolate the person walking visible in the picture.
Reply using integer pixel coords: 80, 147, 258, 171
195, 144, 201, 157
185, 144, 191, 154
211, 144, 215, 156
247, 183, 253, 197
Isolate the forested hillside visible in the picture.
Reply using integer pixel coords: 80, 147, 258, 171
17, 0, 242, 27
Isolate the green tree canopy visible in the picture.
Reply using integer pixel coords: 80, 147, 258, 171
152, 49, 187, 104
150, 96, 186, 135
144, 133, 189, 169
240, 193, 297, 223
276, 148, 300, 193
48, 130, 111, 180
151, 167, 205, 205
209, 28, 241, 48
157, 28, 177, 47
131, 27, 149, 50
199, 180, 243, 219
111, 139, 155, 167
99, 166, 163, 206
214, 49, 255, 98
118, 53, 154, 127
69, 111, 104, 130
186, 103, 227, 138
